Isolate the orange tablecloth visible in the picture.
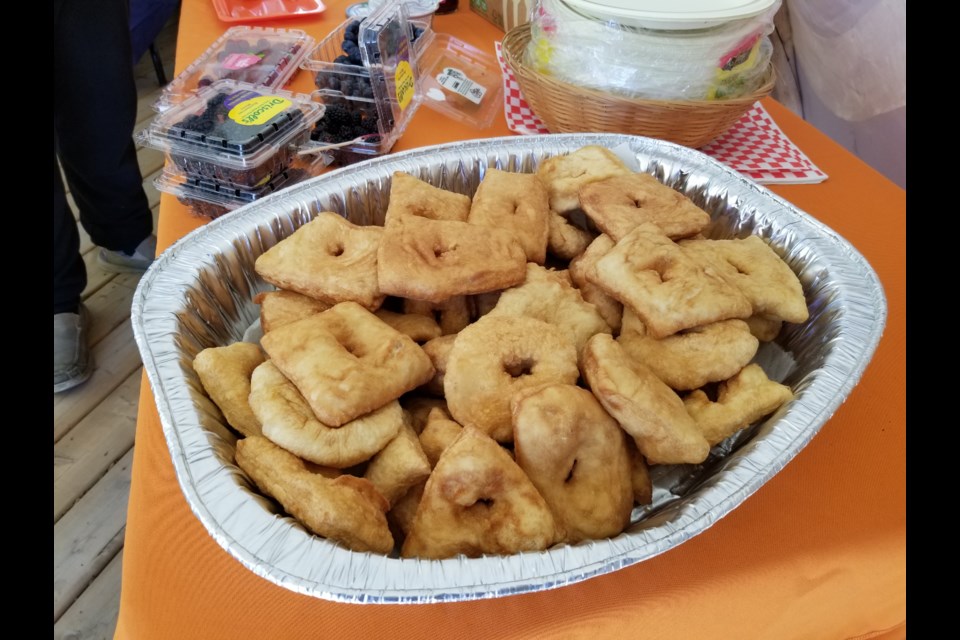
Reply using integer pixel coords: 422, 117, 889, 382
115, 2, 907, 638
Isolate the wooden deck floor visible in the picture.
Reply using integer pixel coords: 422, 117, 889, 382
53, 13, 179, 639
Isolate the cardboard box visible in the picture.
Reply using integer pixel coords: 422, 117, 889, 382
469, 0, 533, 33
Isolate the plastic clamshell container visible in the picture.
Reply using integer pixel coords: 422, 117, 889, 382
301, 1, 422, 149
155, 26, 316, 113
211, 0, 327, 24
416, 33, 503, 129
138, 79, 324, 188
155, 165, 311, 219
306, 89, 394, 166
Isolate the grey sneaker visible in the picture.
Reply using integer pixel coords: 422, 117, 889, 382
97, 234, 157, 274
54, 304, 93, 393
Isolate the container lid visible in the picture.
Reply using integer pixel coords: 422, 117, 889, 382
138, 79, 324, 169
155, 26, 315, 113
561, 0, 779, 29
155, 164, 310, 208
416, 34, 503, 130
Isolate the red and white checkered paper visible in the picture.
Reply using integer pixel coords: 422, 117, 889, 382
494, 42, 827, 185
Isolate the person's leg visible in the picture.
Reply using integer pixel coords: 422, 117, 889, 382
53, 153, 86, 316
53, 0, 153, 256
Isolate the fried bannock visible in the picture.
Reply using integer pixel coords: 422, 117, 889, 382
468, 168, 550, 264
235, 436, 394, 554
249, 361, 404, 468
512, 384, 634, 543
569, 234, 623, 333
579, 173, 711, 241
254, 212, 385, 311
384, 171, 472, 224
377, 215, 527, 303
363, 420, 432, 505
260, 302, 435, 427
444, 316, 580, 443
400, 426, 564, 559
193, 342, 265, 437
254, 289, 331, 333
582, 334, 711, 465
536, 145, 633, 214
546, 210, 595, 260
589, 223, 752, 339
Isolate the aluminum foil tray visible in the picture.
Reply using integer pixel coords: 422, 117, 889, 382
132, 133, 886, 604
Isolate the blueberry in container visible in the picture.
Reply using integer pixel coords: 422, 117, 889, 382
137, 79, 324, 188
155, 26, 315, 113
155, 165, 311, 220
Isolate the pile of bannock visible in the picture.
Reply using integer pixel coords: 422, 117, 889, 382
192, 145, 806, 559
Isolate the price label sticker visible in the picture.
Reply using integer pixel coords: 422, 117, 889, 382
436, 66, 486, 105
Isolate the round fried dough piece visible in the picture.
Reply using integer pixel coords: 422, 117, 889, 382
444, 316, 580, 443
582, 334, 710, 465
618, 312, 759, 391
192, 342, 265, 438
512, 384, 634, 543
235, 436, 394, 554
400, 426, 564, 559
249, 361, 404, 468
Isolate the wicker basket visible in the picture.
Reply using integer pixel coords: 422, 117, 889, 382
501, 23, 776, 148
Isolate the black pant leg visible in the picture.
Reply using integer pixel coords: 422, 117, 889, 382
53, 0, 152, 254
54, 150, 86, 314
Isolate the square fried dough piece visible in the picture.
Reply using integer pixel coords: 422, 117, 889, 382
254, 212, 385, 311
589, 223, 752, 339
680, 235, 809, 324
235, 436, 394, 554
373, 309, 442, 343
193, 342, 265, 437
400, 426, 564, 559
536, 145, 633, 213
683, 363, 794, 446
363, 419, 432, 505
249, 361, 404, 468
254, 290, 331, 333
260, 301, 435, 427
468, 168, 549, 264
377, 215, 527, 303
579, 173, 711, 242
384, 171, 471, 224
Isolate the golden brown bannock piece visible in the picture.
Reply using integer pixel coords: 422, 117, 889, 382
420, 334, 458, 396
401, 396, 450, 434
617, 311, 759, 391
363, 420, 432, 505
377, 215, 527, 303
260, 302, 435, 427
588, 223, 752, 339
373, 309, 442, 343
444, 316, 580, 443
193, 342, 265, 437
403, 296, 472, 335
418, 407, 464, 467
468, 168, 549, 264
254, 212, 385, 311
744, 313, 784, 343
487, 263, 612, 362
581, 334, 711, 465
680, 235, 809, 324
249, 361, 404, 468
400, 426, 564, 559
235, 436, 394, 554
683, 363, 794, 446
625, 438, 654, 506
512, 384, 634, 543
388, 480, 425, 542
536, 145, 633, 214
254, 289, 331, 333
569, 234, 623, 333
384, 171, 472, 224
546, 210, 595, 260
579, 173, 711, 242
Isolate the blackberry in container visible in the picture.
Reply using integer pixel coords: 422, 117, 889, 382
305, 89, 389, 166
154, 26, 315, 113
137, 79, 324, 188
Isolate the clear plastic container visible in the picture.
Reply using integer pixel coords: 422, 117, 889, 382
137, 79, 324, 188
302, 89, 392, 166
155, 26, 315, 113
416, 33, 503, 129
300, 1, 422, 157
155, 164, 312, 219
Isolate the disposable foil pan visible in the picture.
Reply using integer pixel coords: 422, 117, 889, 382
132, 133, 887, 604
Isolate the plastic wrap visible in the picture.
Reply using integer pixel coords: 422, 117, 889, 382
527, 0, 779, 100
